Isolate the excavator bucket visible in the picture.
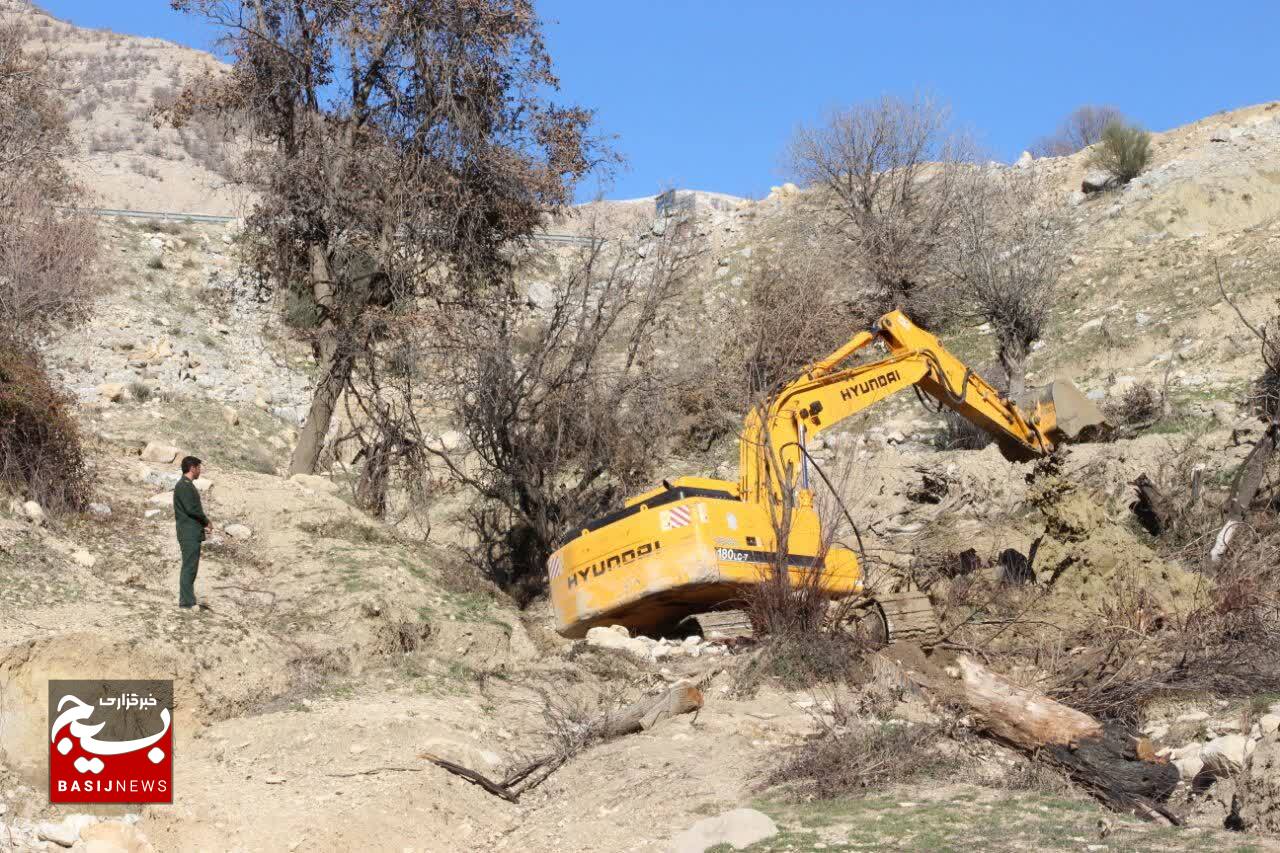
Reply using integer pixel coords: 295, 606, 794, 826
1020, 379, 1111, 445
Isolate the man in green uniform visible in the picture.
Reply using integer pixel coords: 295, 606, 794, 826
174, 456, 211, 609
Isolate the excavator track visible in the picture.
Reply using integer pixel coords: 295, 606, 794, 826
682, 591, 941, 647
865, 591, 942, 646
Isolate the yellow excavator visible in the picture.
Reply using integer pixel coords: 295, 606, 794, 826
548, 310, 1107, 642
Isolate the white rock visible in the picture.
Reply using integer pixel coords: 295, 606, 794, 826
667, 808, 778, 853
37, 814, 98, 847
1176, 710, 1210, 723
22, 500, 45, 525
224, 523, 253, 540
140, 442, 181, 464
1077, 317, 1104, 334
221, 406, 240, 426
144, 509, 162, 519
87, 502, 112, 517
1082, 170, 1118, 193
1174, 755, 1204, 781
147, 492, 172, 507
72, 549, 97, 568
1261, 714, 1280, 735
98, 382, 127, 402
1201, 734, 1255, 777
1015, 150, 1033, 168
192, 477, 213, 494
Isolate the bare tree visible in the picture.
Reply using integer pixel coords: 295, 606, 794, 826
0, 24, 98, 512
942, 168, 1074, 397
426, 226, 693, 605
0, 24, 99, 350
684, 208, 856, 450
167, 0, 601, 475
1031, 105, 1124, 158
787, 94, 973, 328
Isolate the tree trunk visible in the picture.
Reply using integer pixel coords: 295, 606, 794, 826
289, 333, 353, 476
289, 246, 351, 476
1212, 422, 1278, 562
999, 342, 1028, 398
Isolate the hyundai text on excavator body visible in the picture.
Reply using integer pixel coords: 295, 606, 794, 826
549, 310, 1107, 641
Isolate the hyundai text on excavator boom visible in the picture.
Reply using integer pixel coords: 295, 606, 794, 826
548, 310, 1107, 642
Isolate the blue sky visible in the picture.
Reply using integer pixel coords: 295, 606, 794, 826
38, 0, 1280, 201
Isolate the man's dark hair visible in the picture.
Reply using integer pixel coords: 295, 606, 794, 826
180, 456, 202, 474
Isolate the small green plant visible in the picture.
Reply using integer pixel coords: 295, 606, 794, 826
128, 381, 153, 403
1088, 121, 1152, 184
146, 255, 165, 270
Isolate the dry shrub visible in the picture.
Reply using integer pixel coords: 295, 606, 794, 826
1088, 121, 1152, 184
1104, 381, 1162, 427
0, 343, 90, 511
1045, 523, 1280, 722
763, 718, 961, 800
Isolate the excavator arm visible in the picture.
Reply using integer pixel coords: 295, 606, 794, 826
739, 310, 1106, 506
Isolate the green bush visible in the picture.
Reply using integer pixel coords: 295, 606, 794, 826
0, 343, 91, 511
1088, 121, 1152, 184
128, 381, 153, 403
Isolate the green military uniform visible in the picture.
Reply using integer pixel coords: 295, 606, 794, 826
173, 476, 209, 607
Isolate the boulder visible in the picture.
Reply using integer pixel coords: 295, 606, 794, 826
140, 468, 180, 490
22, 500, 45, 525
224, 523, 253, 540
37, 814, 98, 847
140, 442, 181, 464
585, 625, 650, 657
1015, 150, 1033, 168
1262, 714, 1280, 736
146, 493, 172, 508
71, 549, 97, 568
667, 808, 778, 853
1173, 754, 1204, 781
1201, 734, 1255, 777
221, 406, 240, 426
87, 503, 112, 517
98, 382, 127, 403
1082, 170, 1118, 193
192, 477, 213, 494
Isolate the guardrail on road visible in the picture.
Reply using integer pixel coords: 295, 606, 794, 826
87, 207, 602, 246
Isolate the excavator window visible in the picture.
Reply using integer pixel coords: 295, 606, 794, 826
560, 485, 738, 545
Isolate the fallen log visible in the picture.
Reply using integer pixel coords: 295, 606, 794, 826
604, 681, 703, 737
950, 655, 1179, 820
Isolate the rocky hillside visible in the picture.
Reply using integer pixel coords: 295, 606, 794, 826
1, 0, 241, 214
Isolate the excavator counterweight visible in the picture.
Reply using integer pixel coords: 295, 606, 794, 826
549, 311, 1107, 640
